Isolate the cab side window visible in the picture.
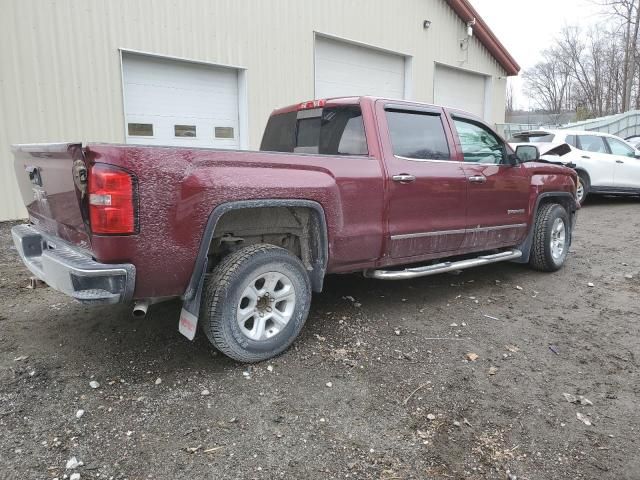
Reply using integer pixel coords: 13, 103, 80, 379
453, 118, 506, 164
577, 135, 607, 153
606, 137, 635, 157
386, 110, 451, 160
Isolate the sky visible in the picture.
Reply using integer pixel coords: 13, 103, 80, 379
468, 0, 603, 109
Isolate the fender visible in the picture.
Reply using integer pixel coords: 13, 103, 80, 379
178, 199, 329, 340
513, 192, 578, 263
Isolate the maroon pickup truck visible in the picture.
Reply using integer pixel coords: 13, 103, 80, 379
11, 96, 578, 362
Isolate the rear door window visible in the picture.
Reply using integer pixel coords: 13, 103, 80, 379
577, 135, 608, 153
260, 106, 368, 155
385, 110, 450, 160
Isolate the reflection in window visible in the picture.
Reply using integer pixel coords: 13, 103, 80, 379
215, 127, 235, 139
260, 106, 367, 155
606, 137, 635, 156
577, 135, 607, 153
175, 125, 197, 137
453, 118, 505, 164
128, 123, 153, 136
386, 110, 450, 160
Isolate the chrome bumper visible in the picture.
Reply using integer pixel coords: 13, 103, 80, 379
11, 224, 135, 304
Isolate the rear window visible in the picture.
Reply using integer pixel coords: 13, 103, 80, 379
260, 106, 368, 155
509, 133, 555, 143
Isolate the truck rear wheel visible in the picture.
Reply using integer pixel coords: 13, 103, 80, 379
201, 244, 311, 362
529, 203, 570, 272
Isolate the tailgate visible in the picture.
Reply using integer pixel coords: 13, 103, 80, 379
12, 142, 91, 249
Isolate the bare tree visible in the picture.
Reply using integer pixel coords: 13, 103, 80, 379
523, 47, 572, 113
505, 80, 515, 113
597, 0, 640, 111
521, 2, 640, 120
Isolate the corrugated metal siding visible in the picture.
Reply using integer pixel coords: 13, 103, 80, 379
0, 0, 508, 221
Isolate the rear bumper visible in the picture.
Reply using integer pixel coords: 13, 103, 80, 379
11, 224, 135, 304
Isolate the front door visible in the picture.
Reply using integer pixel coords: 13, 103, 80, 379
450, 115, 530, 250
604, 136, 640, 188
575, 134, 616, 187
379, 102, 468, 259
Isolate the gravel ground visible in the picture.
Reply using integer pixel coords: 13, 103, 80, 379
1, 196, 639, 480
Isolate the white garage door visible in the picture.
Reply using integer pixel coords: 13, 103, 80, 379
122, 53, 240, 149
315, 36, 405, 100
434, 65, 487, 119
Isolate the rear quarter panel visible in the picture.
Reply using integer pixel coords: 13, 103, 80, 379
85, 145, 384, 298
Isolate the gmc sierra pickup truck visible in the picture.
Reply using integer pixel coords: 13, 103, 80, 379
11, 96, 578, 362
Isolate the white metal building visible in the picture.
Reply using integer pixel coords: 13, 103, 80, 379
0, 0, 519, 221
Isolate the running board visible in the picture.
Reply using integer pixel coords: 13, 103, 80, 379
364, 250, 523, 280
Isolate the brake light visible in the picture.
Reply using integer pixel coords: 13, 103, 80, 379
298, 99, 326, 110
88, 164, 138, 235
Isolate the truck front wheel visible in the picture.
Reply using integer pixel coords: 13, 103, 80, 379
529, 203, 570, 272
201, 244, 311, 362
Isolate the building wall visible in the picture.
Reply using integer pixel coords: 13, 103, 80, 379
0, 0, 508, 221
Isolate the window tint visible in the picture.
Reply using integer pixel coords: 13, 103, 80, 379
566, 135, 577, 147
260, 112, 297, 152
260, 106, 368, 155
578, 135, 607, 153
386, 110, 450, 160
296, 117, 322, 153
606, 137, 635, 157
453, 118, 506, 164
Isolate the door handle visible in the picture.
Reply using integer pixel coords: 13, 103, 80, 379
392, 174, 416, 183
581, 155, 590, 159
468, 175, 487, 184
616, 159, 625, 164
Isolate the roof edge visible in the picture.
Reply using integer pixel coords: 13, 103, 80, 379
445, 0, 520, 76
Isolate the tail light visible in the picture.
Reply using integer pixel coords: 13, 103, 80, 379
88, 164, 138, 235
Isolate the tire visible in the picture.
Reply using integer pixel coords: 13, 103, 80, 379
201, 244, 311, 362
576, 171, 589, 206
529, 203, 570, 272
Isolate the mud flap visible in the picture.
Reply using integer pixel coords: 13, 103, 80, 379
179, 261, 208, 340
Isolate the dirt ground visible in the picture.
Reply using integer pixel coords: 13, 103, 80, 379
1, 197, 639, 480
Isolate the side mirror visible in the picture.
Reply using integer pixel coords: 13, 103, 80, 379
515, 145, 540, 162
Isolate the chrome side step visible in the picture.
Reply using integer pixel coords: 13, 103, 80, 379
364, 250, 523, 281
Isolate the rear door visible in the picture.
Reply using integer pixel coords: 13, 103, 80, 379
378, 102, 468, 258
450, 115, 530, 250
604, 136, 640, 188
575, 135, 616, 187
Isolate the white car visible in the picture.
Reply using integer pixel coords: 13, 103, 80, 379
510, 129, 640, 205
